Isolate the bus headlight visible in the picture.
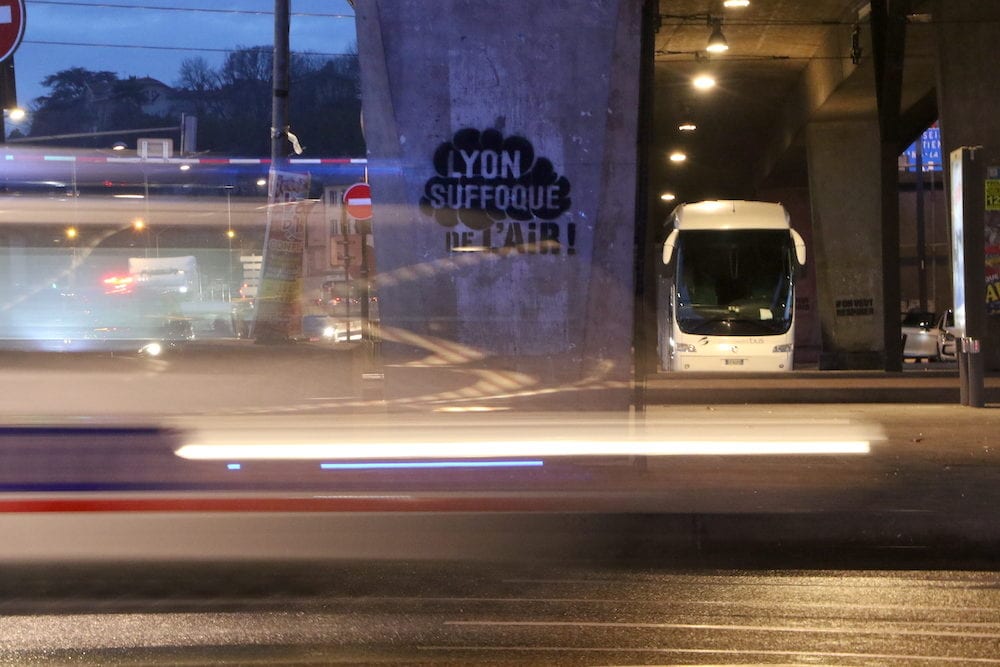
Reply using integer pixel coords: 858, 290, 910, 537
772, 343, 793, 353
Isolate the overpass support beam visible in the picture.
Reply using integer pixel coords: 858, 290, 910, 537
871, 0, 908, 372
354, 1, 643, 407
806, 120, 887, 369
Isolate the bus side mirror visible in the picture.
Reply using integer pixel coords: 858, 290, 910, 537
790, 229, 806, 266
662, 229, 679, 265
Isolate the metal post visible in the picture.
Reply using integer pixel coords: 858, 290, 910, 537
916, 140, 928, 311
341, 202, 352, 342
958, 338, 969, 405
959, 337, 985, 407
631, 0, 658, 412
359, 220, 370, 341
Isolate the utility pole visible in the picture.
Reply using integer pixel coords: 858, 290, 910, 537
271, 0, 290, 169
253, 0, 293, 344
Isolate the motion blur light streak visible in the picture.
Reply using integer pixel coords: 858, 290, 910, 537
176, 439, 870, 460
319, 460, 545, 470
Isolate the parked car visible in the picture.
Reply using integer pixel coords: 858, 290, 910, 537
901, 311, 939, 361
935, 309, 958, 361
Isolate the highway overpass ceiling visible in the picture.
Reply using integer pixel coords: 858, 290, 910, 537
653, 0, 936, 203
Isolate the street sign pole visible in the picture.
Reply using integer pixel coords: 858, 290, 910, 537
253, 0, 293, 344
343, 182, 373, 342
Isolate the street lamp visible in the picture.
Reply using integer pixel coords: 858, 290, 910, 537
2, 106, 25, 142
225, 185, 237, 300
151, 227, 174, 257
693, 74, 716, 90
65, 226, 79, 287
705, 19, 729, 54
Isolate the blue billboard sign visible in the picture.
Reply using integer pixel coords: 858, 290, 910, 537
901, 125, 942, 172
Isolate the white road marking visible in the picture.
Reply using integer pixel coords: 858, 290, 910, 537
419, 645, 1000, 663
444, 619, 1000, 639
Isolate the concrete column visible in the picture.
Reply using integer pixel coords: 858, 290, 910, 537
934, 0, 1000, 370
805, 119, 886, 369
354, 1, 642, 407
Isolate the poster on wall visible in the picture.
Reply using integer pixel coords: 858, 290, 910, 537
987, 245, 1000, 316
986, 174, 1000, 315
253, 171, 314, 341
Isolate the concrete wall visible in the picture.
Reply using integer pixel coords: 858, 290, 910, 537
934, 0, 1000, 369
354, 1, 642, 404
805, 119, 886, 369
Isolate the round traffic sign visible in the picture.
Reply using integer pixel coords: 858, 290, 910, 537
0, 1, 25, 63
343, 182, 372, 220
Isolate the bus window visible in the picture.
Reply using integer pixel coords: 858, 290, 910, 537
675, 229, 793, 337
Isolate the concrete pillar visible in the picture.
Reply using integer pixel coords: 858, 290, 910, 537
934, 0, 1000, 370
805, 119, 886, 369
354, 1, 642, 407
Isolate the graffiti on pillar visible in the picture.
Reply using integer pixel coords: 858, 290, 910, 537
420, 128, 575, 255
835, 298, 874, 317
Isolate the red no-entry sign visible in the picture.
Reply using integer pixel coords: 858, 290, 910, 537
0, 0, 25, 63
343, 182, 372, 220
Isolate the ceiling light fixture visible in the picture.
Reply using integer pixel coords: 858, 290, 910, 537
723, 0, 750, 8
678, 122, 697, 132
705, 19, 729, 53
669, 151, 687, 163
693, 74, 716, 90
660, 193, 677, 201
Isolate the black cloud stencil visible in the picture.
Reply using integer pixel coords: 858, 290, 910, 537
420, 128, 571, 230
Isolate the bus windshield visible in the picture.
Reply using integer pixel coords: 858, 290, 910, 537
675, 229, 794, 336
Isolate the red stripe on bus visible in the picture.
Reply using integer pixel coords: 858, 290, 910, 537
0, 495, 588, 514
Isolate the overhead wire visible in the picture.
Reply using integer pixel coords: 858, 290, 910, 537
26, 0, 354, 18
23, 0, 356, 57
23, 39, 355, 57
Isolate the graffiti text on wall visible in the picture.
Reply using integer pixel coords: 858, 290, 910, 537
421, 128, 574, 254
835, 298, 874, 317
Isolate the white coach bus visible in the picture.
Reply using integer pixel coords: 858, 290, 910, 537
659, 200, 806, 372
